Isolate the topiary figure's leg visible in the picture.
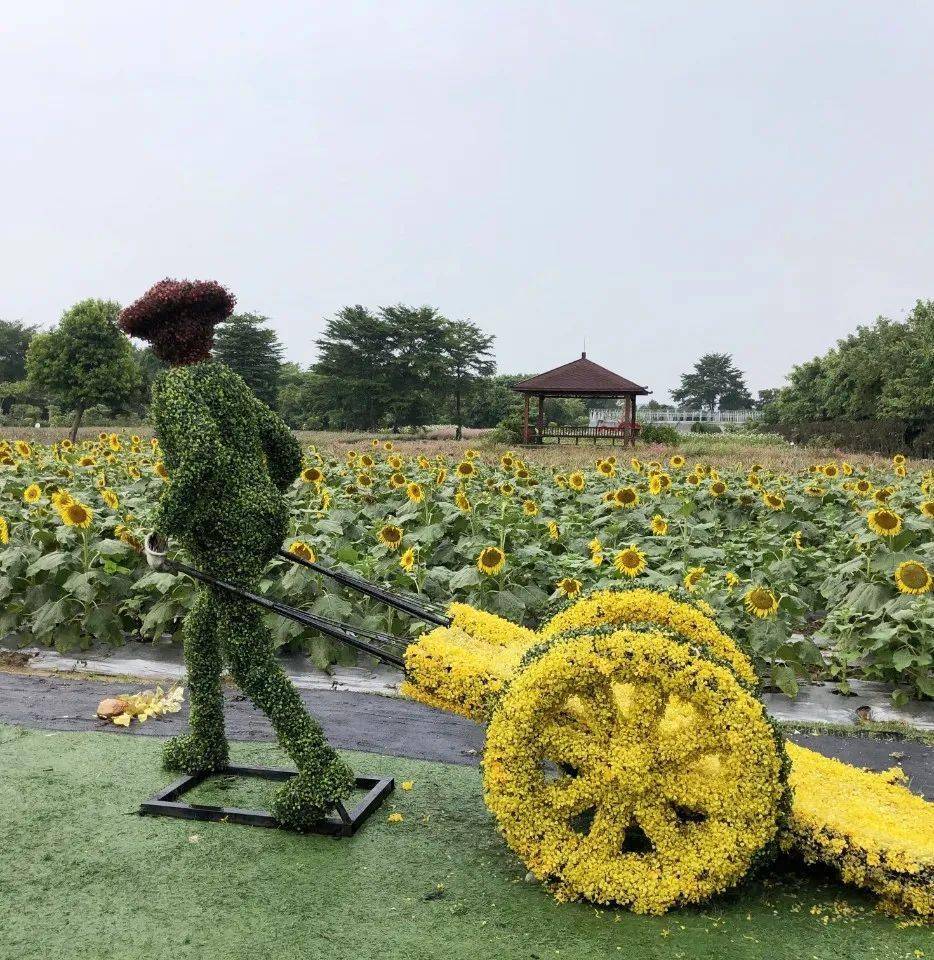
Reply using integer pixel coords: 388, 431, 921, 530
217, 595, 356, 831
163, 587, 229, 774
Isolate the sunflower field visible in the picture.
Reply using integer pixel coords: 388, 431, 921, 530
0, 434, 932, 700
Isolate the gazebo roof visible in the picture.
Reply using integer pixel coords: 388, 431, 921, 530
513, 353, 650, 396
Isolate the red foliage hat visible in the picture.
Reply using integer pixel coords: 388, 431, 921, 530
119, 279, 236, 366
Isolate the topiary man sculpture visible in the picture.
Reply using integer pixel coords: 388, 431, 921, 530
120, 279, 354, 830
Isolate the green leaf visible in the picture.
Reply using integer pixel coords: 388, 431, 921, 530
772, 664, 799, 698
449, 566, 481, 589
26, 551, 72, 576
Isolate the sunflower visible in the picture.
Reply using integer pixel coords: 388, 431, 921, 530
301, 466, 323, 485
650, 514, 668, 536
709, 480, 727, 497
101, 489, 119, 510
61, 501, 93, 529
746, 473, 761, 489
465, 448, 479, 460
500, 454, 515, 470
669, 455, 685, 469
762, 491, 785, 511
289, 540, 316, 563
614, 486, 639, 509
377, 524, 404, 549
51, 490, 73, 510
854, 478, 873, 495
803, 484, 825, 497
792, 530, 804, 550
744, 585, 779, 618
360, 454, 375, 468
435, 467, 446, 485
724, 571, 740, 589
589, 538, 602, 554
568, 472, 585, 491
866, 508, 902, 538
556, 577, 583, 597
14, 440, 32, 458
128, 466, 142, 480
920, 500, 934, 519
399, 546, 417, 573
648, 473, 671, 496
894, 560, 932, 596
823, 463, 839, 479
0, 516, 8, 545
614, 545, 647, 577
515, 467, 530, 481
477, 545, 506, 576
597, 460, 615, 477
357, 472, 373, 487
108, 435, 121, 452
894, 464, 907, 478
22, 484, 42, 504
893, 453, 906, 467
841, 462, 853, 476
686, 474, 700, 486
874, 486, 894, 504
456, 461, 475, 479
383, 441, 394, 451
371, 439, 380, 449
547, 520, 560, 540
406, 482, 425, 504
389, 472, 407, 489
388, 455, 403, 471
154, 462, 168, 480
454, 490, 471, 513
630, 457, 642, 472
522, 499, 539, 516
683, 566, 706, 591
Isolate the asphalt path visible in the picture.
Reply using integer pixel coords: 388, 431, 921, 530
0, 672, 929, 796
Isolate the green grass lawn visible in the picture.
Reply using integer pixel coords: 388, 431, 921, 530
0, 724, 929, 960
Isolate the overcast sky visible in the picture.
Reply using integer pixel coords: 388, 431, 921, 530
2, 2, 933, 400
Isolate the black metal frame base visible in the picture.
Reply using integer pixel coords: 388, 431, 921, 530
139, 765, 394, 837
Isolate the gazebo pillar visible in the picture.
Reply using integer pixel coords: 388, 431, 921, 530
523, 395, 530, 444
536, 394, 545, 444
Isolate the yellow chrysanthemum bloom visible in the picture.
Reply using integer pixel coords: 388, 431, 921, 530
762, 491, 785, 511
406, 482, 425, 504
455, 490, 471, 513
614, 486, 639, 509
0, 516, 8, 545
568, 472, 585, 491
920, 500, 934, 519
894, 560, 932, 596
377, 524, 404, 550
650, 514, 668, 536
61, 501, 93, 529
477, 545, 506, 576
522, 499, 538, 516
684, 566, 706, 591
556, 577, 582, 597
866, 508, 902, 538
614, 545, 647, 577
289, 540, 316, 563
744, 586, 779, 618
399, 546, 417, 573
301, 466, 323, 485
23, 484, 42, 504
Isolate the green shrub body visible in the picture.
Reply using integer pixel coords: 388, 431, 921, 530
151, 360, 355, 829
638, 424, 681, 445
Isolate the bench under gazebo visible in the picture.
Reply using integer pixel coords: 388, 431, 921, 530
513, 352, 650, 446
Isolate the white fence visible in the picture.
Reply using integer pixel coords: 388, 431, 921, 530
589, 407, 761, 427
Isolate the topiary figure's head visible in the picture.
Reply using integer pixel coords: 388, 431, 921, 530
119, 278, 235, 366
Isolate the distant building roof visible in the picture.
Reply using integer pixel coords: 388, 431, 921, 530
513, 353, 650, 396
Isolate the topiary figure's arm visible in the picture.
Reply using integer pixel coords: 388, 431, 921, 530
151, 372, 225, 540
254, 398, 302, 491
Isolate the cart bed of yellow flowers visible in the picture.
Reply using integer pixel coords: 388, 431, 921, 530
403, 589, 933, 919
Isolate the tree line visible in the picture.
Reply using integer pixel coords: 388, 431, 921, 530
3, 295, 930, 439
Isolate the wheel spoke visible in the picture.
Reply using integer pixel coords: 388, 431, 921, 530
539, 720, 602, 772
633, 799, 680, 857
656, 719, 720, 769
574, 680, 621, 734
543, 769, 608, 816
619, 683, 668, 737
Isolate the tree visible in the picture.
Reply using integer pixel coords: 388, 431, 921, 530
439, 320, 495, 439
0, 319, 36, 382
213, 312, 285, 407
671, 353, 753, 410
762, 301, 934, 425
26, 299, 141, 442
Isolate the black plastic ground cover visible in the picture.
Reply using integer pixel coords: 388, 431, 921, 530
139, 766, 395, 836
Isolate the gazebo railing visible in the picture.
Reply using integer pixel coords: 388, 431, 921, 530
531, 423, 640, 444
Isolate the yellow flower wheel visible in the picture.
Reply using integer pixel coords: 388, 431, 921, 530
483, 630, 787, 914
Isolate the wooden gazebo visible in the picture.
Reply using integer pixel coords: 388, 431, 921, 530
513, 352, 650, 446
